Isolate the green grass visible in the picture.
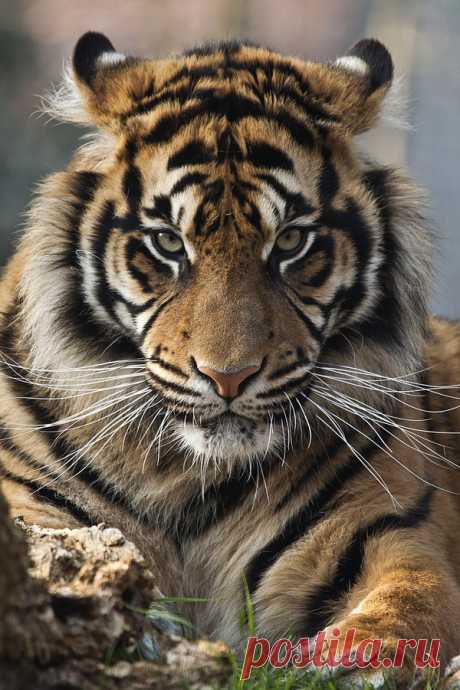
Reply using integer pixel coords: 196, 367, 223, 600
127, 591, 443, 690
221, 667, 442, 690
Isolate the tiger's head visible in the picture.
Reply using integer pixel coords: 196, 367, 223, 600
22, 33, 432, 470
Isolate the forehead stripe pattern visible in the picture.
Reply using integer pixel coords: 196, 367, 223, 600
143, 93, 315, 149
122, 51, 340, 131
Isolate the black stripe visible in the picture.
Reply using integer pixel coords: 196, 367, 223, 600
268, 357, 312, 381
145, 195, 173, 224
284, 293, 322, 341
167, 140, 215, 170
275, 435, 346, 512
123, 164, 143, 217
247, 142, 294, 172
192, 181, 226, 237
242, 199, 263, 236
257, 173, 314, 216
91, 201, 123, 326
85, 203, 151, 347
159, 65, 222, 91
121, 85, 196, 121
159, 56, 312, 100
151, 354, 188, 380
287, 285, 324, 311
246, 431, 388, 594
147, 370, 199, 398
132, 86, 218, 122
256, 369, 313, 400
318, 145, 340, 205
0, 462, 94, 527
217, 128, 244, 162
170, 172, 207, 197
304, 486, 435, 636
141, 295, 176, 341
163, 457, 276, 544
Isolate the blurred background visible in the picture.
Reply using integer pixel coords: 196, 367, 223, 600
0, 0, 458, 317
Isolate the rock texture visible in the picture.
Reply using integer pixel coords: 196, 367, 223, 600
0, 491, 231, 690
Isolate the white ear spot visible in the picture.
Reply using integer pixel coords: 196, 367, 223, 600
335, 55, 369, 76
97, 51, 127, 67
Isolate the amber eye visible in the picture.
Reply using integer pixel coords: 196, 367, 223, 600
274, 227, 305, 255
153, 230, 185, 258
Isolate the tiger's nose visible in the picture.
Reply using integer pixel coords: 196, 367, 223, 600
197, 364, 261, 399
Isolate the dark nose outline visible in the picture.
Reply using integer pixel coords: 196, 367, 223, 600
195, 362, 263, 399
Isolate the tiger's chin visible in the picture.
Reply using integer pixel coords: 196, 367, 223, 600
172, 413, 283, 467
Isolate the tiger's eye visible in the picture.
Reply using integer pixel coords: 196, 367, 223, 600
155, 231, 184, 255
275, 228, 303, 253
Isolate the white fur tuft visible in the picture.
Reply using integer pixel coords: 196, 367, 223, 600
97, 51, 126, 67
40, 61, 90, 126
379, 73, 412, 130
335, 55, 369, 75
39, 62, 118, 168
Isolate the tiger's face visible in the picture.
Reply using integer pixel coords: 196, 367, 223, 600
48, 33, 429, 468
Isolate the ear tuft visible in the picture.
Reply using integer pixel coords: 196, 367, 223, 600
73, 31, 118, 85
343, 39, 393, 91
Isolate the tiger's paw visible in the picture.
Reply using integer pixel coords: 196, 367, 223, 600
306, 622, 416, 689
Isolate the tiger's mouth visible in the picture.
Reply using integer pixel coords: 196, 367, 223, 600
200, 411, 256, 433
172, 409, 283, 464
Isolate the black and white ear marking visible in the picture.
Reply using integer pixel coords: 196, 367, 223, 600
336, 39, 394, 92
73, 31, 125, 85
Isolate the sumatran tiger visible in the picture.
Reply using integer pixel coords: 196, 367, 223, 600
1, 31, 460, 687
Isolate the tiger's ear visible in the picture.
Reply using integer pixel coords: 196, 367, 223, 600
65, 31, 153, 130
334, 39, 393, 94
308, 39, 394, 135
73, 31, 126, 85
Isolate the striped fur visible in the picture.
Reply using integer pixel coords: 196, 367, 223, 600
2, 33, 460, 683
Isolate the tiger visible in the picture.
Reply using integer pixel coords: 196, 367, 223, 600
1, 29, 460, 687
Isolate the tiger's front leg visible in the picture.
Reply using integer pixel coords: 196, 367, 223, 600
251, 501, 460, 687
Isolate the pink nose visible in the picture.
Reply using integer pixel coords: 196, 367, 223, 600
198, 365, 261, 399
